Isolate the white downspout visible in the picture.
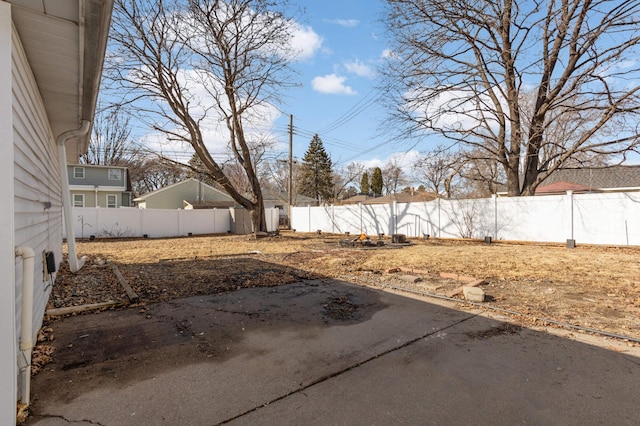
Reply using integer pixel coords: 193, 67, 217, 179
15, 247, 35, 406
57, 120, 91, 273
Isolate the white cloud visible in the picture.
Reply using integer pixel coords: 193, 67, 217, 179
357, 150, 422, 171
136, 68, 282, 162
324, 18, 359, 28
344, 59, 375, 78
290, 23, 323, 61
404, 87, 508, 133
311, 74, 357, 95
359, 158, 384, 170
381, 49, 395, 59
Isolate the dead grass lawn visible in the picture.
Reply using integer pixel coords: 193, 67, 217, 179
55, 232, 640, 341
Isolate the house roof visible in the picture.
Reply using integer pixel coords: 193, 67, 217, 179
183, 200, 237, 209
340, 194, 371, 205
535, 181, 595, 194
262, 189, 317, 206
69, 163, 128, 170
541, 166, 640, 190
133, 178, 234, 202
8, 0, 113, 161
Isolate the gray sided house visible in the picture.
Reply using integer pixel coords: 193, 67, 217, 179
134, 178, 238, 209
1, 1, 112, 422
68, 164, 133, 208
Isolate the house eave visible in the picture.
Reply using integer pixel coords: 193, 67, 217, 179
8, 0, 113, 161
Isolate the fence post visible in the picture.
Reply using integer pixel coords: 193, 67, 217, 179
437, 198, 441, 238
392, 201, 397, 235
332, 204, 335, 234
308, 205, 311, 233
568, 190, 574, 240
492, 194, 498, 240
96, 207, 100, 237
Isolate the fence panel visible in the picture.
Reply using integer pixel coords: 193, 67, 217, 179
573, 192, 640, 245
290, 191, 640, 246
69, 207, 237, 238
496, 195, 568, 242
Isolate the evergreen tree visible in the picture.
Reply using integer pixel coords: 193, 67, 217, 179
371, 167, 384, 196
298, 134, 334, 203
360, 172, 370, 194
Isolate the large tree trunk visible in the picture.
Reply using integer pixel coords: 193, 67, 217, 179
248, 175, 268, 234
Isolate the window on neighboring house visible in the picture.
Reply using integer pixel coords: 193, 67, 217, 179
74, 167, 85, 179
106, 194, 117, 208
108, 168, 122, 180
73, 194, 84, 207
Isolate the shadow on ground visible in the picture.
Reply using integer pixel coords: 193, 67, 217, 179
27, 257, 640, 425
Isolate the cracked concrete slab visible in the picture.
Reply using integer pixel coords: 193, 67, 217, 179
26, 279, 640, 425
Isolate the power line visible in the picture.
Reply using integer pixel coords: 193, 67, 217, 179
318, 87, 383, 135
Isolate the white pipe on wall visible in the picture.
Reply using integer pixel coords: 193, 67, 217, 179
56, 120, 91, 273
15, 246, 34, 406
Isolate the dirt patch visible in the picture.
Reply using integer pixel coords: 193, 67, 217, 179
323, 294, 364, 322
465, 323, 523, 340
47, 233, 640, 342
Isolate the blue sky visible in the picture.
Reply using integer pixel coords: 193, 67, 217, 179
273, 0, 423, 171
114, 0, 639, 174
119, 0, 420, 172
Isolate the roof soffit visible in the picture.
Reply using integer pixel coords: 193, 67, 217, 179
8, 0, 113, 161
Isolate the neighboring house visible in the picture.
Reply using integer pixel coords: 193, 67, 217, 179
535, 166, 640, 194
534, 181, 595, 195
68, 164, 133, 208
262, 189, 316, 219
1, 1, 112, 422
339, 194, 372, 205
134, 178, 238, 209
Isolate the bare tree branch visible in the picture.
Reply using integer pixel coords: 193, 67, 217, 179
107, 0, 298, 232
383, 0, 640, 196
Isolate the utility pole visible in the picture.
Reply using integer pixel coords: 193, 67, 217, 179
288, 114, 293, 229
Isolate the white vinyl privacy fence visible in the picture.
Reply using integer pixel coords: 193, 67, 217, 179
291, 191, 640, 246
66, 207, 280, 239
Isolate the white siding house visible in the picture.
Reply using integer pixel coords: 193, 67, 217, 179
0, 1, 112, 423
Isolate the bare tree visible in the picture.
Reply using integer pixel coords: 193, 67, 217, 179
262, 157, 298, 194
81, 106, 142, 166
382, 159, 408, 195
332, 162, 365, 201
458, 154, 504, 198
83, 105, 187, 196
108, 0, 298, 232
132, 158, 188, 196
412, 146, 461, 198
383, 0, 640, 196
